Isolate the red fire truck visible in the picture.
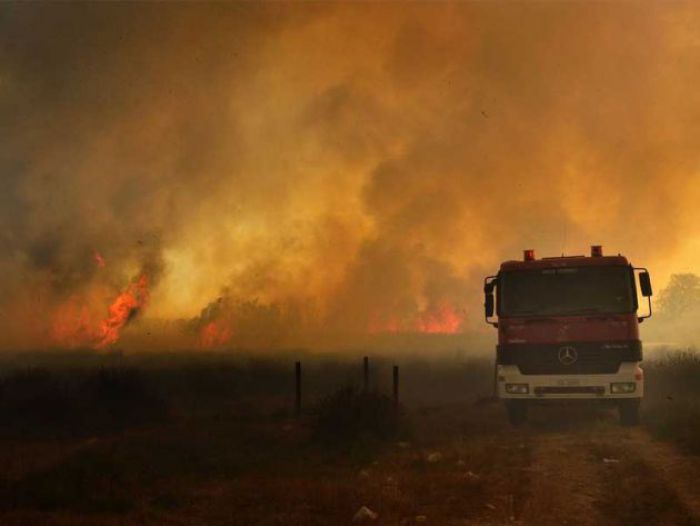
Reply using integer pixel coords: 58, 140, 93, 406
484, 246, 653, 426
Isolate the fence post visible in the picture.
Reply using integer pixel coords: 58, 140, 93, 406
363, 356, 369, 392
295, 361, 302, 417
393, 365, 399, 409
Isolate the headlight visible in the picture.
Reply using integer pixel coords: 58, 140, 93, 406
505, 383, 529, 394
610, 382, 636, 394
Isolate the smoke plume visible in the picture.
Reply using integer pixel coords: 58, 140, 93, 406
1, 3, 700, 350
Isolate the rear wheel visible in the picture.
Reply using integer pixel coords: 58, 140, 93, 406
618, 399, 640, 426
506, 400, 528, 426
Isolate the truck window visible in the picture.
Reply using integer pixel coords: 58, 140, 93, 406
499, 266, 635, 317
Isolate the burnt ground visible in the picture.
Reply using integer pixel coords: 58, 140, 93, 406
0, 354, 698, 525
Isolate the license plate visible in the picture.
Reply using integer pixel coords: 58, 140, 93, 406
556, 379, 581, 386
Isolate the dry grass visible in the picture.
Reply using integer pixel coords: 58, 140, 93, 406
590, 441, 698, 526
0, 354, 502, 525
643, 350, 700, 453
2, 350, 698, 525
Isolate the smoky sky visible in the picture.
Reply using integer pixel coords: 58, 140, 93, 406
2, 3, 700, 349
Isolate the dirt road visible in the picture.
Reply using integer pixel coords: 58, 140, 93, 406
450, 405, 700, 526
2, 400, 700, 526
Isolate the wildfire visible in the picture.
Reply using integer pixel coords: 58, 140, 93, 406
51, 299, 95, 348
93, 251, 106, 268
368, 313, 401, 334
95, 273, 150, 349
415, 303, 463, 334
368, 302, 464, 334
198, 320, 232, 349
50, 272, 151, 350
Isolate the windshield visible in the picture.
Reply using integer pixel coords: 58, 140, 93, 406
499, 266, 635, 317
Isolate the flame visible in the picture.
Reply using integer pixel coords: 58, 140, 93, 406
95, 273, 149, 349
51, 299, 95, 348
50, 273, 150, 349
198, 320, 232, 349
368, 302, 464, 334
415, 303, 462, 334
368, 313, 401, 334
93, 251, 106, 268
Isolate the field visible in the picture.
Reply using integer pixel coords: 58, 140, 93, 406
0, 349, 698, 525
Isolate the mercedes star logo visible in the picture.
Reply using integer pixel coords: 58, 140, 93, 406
558, 346, 578, 365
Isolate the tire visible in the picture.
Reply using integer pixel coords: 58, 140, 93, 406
618, 399, 640, 427
506, 400, 528, 426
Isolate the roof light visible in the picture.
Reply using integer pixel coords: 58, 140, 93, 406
591, 245, 603, 257
523, 249, 535, 262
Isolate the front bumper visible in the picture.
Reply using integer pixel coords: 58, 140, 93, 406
497, 362, 643, 400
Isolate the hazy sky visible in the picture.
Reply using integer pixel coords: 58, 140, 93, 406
2, 3, 700, 349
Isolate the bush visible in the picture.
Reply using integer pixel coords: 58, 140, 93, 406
312, 386, 402, 445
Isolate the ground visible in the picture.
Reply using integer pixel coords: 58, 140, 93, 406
0, 354, 697, 525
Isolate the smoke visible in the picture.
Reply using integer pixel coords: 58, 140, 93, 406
2, 3, 700, 350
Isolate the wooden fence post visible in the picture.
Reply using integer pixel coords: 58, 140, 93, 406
295, 361, 302, 417
363, 356, 369, 392
393, 365, 399, 409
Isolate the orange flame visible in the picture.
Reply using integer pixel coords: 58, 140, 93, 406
95, 274, 149, 349
51, 299, 95, 348
414, 303, 462, 334
368, 313, 401, 334
368, 302, 464, 334
93, 251, 106, 268
198, 320, 232, 349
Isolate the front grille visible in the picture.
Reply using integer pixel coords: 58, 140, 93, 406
497, 341, 642, 375
534, 386, 605, 396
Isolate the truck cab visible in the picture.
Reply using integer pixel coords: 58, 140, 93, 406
484, 246, 653, 426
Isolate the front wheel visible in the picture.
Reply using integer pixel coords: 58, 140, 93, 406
618, 399, 640, 427
506, 400, 528, 427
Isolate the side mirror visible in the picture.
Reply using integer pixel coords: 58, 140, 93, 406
635, 267, 653, 322
485, 293, 494, 318
483, 277, 497, 325
639, 271, 652, 297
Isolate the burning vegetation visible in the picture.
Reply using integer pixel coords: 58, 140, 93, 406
368, 302, 464, 335
47, 266, 467, 352
50, 271, 152, 351
95, 273, 150, 349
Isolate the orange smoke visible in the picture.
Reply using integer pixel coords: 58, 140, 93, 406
95, 274, 150, 349
198, 320, 233, 349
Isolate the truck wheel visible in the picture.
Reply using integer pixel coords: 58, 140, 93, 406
506, 401, 528, 426
618, 400, 640, 427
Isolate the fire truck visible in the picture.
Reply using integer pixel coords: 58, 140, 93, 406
484, 246, 653, 426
